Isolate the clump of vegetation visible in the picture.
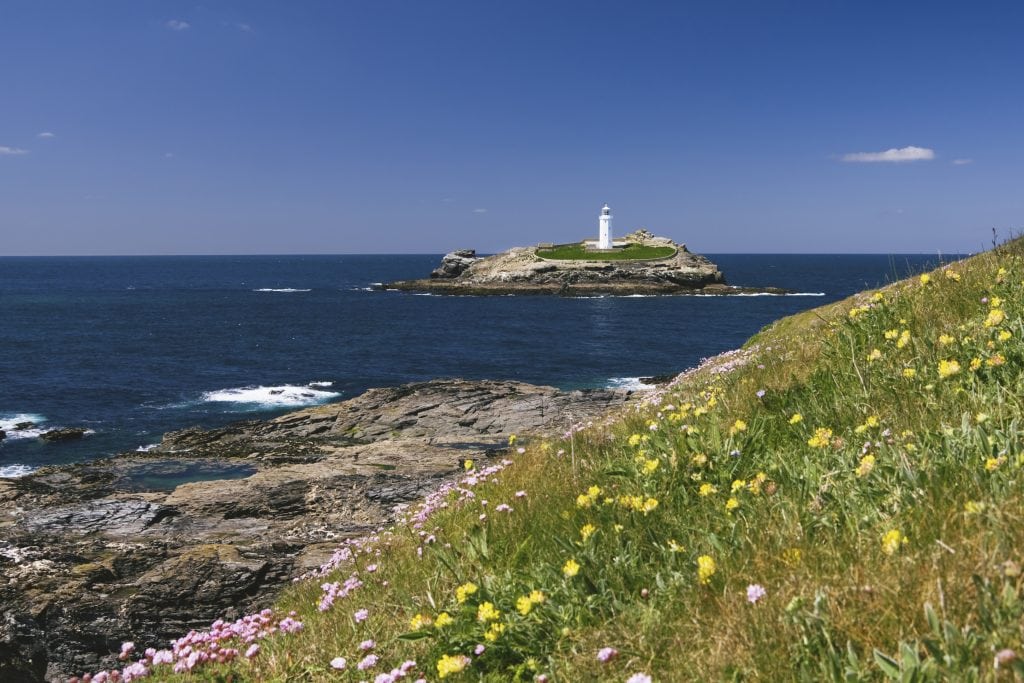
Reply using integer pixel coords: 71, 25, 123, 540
536, 242, 676, 261
92, 239, 1024, 682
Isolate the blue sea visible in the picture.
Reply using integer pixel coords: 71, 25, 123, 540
0, 254, 958, 479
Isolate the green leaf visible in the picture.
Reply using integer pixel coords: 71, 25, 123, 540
396, 630, 433, 641
874, 649, 901, 679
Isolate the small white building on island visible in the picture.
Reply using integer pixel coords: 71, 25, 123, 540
598, 204, 613, 249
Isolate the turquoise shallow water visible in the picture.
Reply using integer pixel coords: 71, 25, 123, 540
0, 253, 957, 477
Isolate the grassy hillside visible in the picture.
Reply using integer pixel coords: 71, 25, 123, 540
535, 242, 676, 261
91, 239, 1024, 682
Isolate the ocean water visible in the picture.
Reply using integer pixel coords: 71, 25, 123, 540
0, 253, 958, 478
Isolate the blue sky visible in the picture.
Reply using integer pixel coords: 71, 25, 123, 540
2, 1, 1021, 255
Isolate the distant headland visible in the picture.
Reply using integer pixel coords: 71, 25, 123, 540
383, 205, 790, 296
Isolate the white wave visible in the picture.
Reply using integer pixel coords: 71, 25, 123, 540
0, 465, 36, 478
252, 288, 312, 293
136, 443, 159, 452
200, 384, 341, 408
308, 381, 334, 388
607, 377, 656, 391
694, 291, 826, 297
0, 413, 47, 440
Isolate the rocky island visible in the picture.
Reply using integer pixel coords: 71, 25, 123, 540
385, 229, 789, 296
0, 379, 635, 681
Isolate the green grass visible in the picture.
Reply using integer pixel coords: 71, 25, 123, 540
132, 239, 1024, 682
535, 242, 676, 261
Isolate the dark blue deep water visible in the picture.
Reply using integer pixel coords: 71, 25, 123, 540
0, 254, 958, 477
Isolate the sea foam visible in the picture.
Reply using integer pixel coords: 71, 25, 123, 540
0, 464, 36, 478
0, 413, 48, 440
252, 288, 312, 293
200, 384, 341, 409
607, 377, 657, 391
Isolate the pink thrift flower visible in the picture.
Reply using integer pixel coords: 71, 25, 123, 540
330, 657, 347, 670
475, 644, 486, 655
746, 583, 767, 604
626, 674, 652, 683
358, 654, 379, 670
596, 647, 618, 662
495, 503, 513, 513
354, 608, 369, 623
360, 639, 376, 651
516, 447, 525, 454
245, 644, 260, 659
366, 564, 378, 573
515, 490, 527, 498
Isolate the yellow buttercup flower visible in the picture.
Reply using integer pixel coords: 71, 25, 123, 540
562, 559, 580, 578
998, 329, 1012, 341
789, 413, 803, 425
697, 555, 716, 584
867, 348, 882, 362
920, 273, 931, 285
857, 454, 876, 477
985, 309, 1006, 327
902, 368, 917, 378
938, 359, 961, 378
808, 427, 833, 448
437, 654, 469, 679
881, 529, 907, 555
484, 622, 505, 641
455, 582, 478, 604
698, 483, 717, 497
476, 601, 500, 622
409, 613, 432, 630
725, 497, 740, 512
580, 523, 596, 542
434, 612, 453, 628
938, 334, 955, 346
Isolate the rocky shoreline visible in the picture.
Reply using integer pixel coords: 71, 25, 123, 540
0, 379, 636, 681
383, 232, 790, 296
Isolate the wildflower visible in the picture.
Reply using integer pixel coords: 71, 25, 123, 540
884, 329, 899, 340
807, 427, 833, 448
358, 654, 379, 670
642, 497, 659, 514
746, 584, 767, 604
998, 329, 1012, 341
782, 547, 802, 564
756, 389, 766, 398
515, 490, 527, 498
985, 309, 1006, 327
508, 434, 517, 446
867, 348, 882, 362
789, 413, 803, 424
896, 330, 911, 349
464, 459, 474, 471
597, 647, 619, 663
969, 357, 982, 371
580, 523, 597, 542
576, 493, 593, 508
938, 359, 961, 379
642, 458, 659, 474
330, 657, 347, 670
668, 539, 685, 553
436, 654, 470, 679
628, 433, 643, 447
455, 582, 478, 604
725, 497, 740, 512
920, 274, 931, 285
731, 479, 746, 493
516, 446, 525, 454
881, 529, 907, 555
626, 675, 653, 683
985, 457, 1004, 472
434, 612, 453, 628
484, 623, 506, 641
857, 454, 876, 477
475, 644, 486, 656
997, 267, 1008, 283
944, 269, 961, 281
476, 601, 500, 622
987, 353, 1006, 367
730, 419, 748, 435
697, 555, 716, 584
902, 368, 917, 378
409, 613, 432, 630
563, 558, 581, 578
516, 595, 535, 616
995, 649, 1018, 668
354, 608, 369, 623
360, 639, 376, 651
691, 452, 708, 466
938, 334, 954, 346
495, 503, 513, 513
964, 501, 985, 514
975, 412, 990, 424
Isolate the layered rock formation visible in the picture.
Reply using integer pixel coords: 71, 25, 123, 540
385, 231, 788, 296
0, 379, 634, 681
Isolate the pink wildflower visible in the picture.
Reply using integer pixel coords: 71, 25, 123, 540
245, 644, 260, 659
330, 657, 347, 670
354, 608, 369, 623
515, 490, 527, 498
360, 639, 376, 651
626, 674, 652, 683
596, 647, 618, 662
475, 644, 486, 655
358, 654, 379, 670
746, 583, 767, 604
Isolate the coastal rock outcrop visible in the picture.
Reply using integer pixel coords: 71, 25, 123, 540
0, 379, 634, 681
385, 231, 787, 296
39, 427, 88, 442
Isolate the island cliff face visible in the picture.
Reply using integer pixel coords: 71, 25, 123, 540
385, 231, 787, 296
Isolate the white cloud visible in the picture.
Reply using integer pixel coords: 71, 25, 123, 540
237, 22, 252, 32
472, 208, 488, 214
952, 158, 973, 165
0, 146, 28, 155
841, 146, 935, 163
164, 152, 175, 158
37, 131, 55, 139
165, 19, 190, 31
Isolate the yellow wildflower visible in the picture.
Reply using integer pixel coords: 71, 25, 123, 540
698, 483, 717, 497
697, 555, 716, 584
580, 523, 596, 542
668, 539, 685, 553
866, 348, 882, 362
731, 479, 746, 493
725, 497, 740, 512
484, 622, 505, 641
528, 589, 545, 604
437, 654, 469, 679
985, 309, 1006, 327
964, 501, 985, 514
881, 529, 907, 555
575, 494, 592, 509
562, 558, 580, 578
987, 353, 1006, 367
857, 454, 876, 477
896, 330, 911, 349
476, 601, 500, 622
748, 472, 768, 494
587, 485, 601, 497
409, 613, 432, 630
902, 368, 917, 378
938, 359, 961, 378
628, 433, 643, 447
730, 419, 748, 435
455, 582, 478, 604
782, 547, 802, 565
848, 305, 869, 318
434, 612, 453, 628
985, 457, 1004, 472
938, 334, 955, 346
884, 329, 899, 340
691, 452, 707, 466
998, 329, 1012, 341
997, 267, 1008, 283
920, 273, 931, 285
969, 357, 982, 371
789, 413, 803, 425
463, 459, 474, 471
975, 412, 989, 424
871, 291, 885, 302
808, 427, 833, 449
944, 269, 961, 281
991, 296, 1003, 308
642, 497, 659, 514
643, 458, 660, 474
508, 434, 517, 446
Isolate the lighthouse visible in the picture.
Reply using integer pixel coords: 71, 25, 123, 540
598, 204, 613, 249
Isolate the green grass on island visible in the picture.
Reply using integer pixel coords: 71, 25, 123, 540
535, 242, 677, 261
140, 239, 1024, 681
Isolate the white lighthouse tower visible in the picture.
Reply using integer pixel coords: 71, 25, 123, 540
598, 204, 613, 249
